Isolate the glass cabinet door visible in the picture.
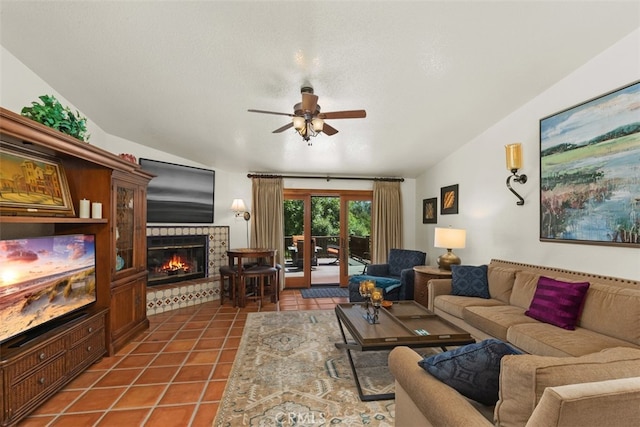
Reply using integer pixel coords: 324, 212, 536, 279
115, 183, 136, 273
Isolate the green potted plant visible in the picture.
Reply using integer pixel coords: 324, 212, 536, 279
21, 95, 90, 142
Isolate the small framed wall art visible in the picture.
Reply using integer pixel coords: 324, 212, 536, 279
440, 184, 459, 215
422, 197, 437, 224
0, 144, 75, 217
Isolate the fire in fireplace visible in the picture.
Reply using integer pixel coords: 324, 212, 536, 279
147, 235, 207, 286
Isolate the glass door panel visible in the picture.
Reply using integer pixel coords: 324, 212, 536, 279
340, 198, 372, 285
115, 184, 135, 273
283, 196, 309, 288
284, 190, 371, 289
310, 196, 340, 286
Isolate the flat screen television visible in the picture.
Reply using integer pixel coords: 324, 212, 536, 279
0, 234, 97, 346
139, 158, 215, 223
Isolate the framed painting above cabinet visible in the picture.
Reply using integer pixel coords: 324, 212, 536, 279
0, 144, 75, 217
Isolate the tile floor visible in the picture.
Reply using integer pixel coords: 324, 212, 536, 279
18, 289, 348, 427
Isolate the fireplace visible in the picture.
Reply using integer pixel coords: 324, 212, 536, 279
147, 235, 207, 286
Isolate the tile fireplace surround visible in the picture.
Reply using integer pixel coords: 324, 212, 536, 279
145, 226, 229, 316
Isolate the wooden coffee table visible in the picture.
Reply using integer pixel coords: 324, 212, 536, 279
334, 301, 475, 401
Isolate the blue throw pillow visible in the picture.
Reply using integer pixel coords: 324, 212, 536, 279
418, 339, 521, 405
451, 265, 490, 298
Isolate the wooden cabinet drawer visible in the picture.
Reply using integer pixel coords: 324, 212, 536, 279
6, 340, 66, 383
67, 331, 106, 374
8, 355, 66, 414
67, 315, 105, 343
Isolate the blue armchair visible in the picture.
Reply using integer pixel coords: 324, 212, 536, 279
364, 248, 426, 300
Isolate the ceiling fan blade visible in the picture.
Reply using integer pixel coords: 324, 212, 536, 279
272, 122, 294, 133
301, 93, 318, 113
318, 109, 366, 119
322, 122, 339, 135
248, 109, 294, 117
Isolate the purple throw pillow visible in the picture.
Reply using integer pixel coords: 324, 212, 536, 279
525, 276, 590, 330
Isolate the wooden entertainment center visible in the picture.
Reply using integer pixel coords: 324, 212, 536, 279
0, 107, 153, 425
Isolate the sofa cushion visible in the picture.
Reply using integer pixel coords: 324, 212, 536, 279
577, 281, 640, 346
524, 276, 590, 330
451, 265, 490, 298
487, 265, 516, 303
462, 305, 537, 341
418, 339, 522, 405
509, 271, 539, 309
495, 347, 640, 427
434, 294, 505, 319
506, 322, 638, 357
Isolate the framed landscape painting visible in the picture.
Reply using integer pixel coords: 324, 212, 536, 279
0, 144, 75, 217
422, 197, 437, 224
540, 81, 640, 247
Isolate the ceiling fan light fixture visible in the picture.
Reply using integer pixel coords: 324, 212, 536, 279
311, 117, 324, 132
292, 116, 305, 131
249, 87, 366, 145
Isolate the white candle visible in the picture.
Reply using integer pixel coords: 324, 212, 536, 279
79, 199, 90, 218
91, 202, 102, 219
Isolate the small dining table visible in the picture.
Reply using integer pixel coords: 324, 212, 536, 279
226, 248, 277, 307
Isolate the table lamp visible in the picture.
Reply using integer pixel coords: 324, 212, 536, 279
434, 227, 466, 270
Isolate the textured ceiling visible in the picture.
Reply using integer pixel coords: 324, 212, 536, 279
1, 1, 638, 178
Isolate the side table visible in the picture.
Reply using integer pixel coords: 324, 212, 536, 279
413, 266, 452, 308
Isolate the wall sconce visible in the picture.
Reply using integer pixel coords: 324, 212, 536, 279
231, 199, 250, 246
231, 199, 251, 221
505, 143, 528, 206
434, 227, 466, 270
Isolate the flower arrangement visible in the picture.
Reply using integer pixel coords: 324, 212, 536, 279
21, 95, 90, 142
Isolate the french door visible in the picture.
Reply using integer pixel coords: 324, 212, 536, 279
283, 189, 372, 288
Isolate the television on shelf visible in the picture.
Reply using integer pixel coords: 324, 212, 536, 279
0, 234, 97, 347
139, 158, 215, 223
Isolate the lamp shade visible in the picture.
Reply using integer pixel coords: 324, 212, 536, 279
311, 117, 324, 132
505, 143, 523, 170
231, 198, 246, 212
434, 227, 466, 249
292, 116, 306, 131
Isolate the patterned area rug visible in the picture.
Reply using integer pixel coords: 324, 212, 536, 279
214, 310, 405, 426
300, 287, 349, 299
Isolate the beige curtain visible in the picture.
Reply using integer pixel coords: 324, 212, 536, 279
250, 177, 285, 287
371, 181, 403, 263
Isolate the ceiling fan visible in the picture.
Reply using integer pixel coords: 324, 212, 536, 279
248, 86, 366, 144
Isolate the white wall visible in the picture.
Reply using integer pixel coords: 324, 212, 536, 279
0, 47, 417, 250
415, 29, 640, 280
0, 46, 248, 245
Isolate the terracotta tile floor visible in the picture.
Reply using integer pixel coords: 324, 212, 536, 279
18, 289, 348, 427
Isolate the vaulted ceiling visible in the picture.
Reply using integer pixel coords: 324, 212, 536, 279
2, 1, 638, 178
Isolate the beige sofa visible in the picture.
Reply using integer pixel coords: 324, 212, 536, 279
389, 259, 640, 426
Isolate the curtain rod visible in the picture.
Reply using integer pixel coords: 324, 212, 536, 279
247, 173, 404, 182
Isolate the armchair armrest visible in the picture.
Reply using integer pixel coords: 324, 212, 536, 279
526, 377, 640, 427
389, 347, 493, 427
366, 263, 390, 276
399, 268, 416, 300
428, 279, 452, 311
